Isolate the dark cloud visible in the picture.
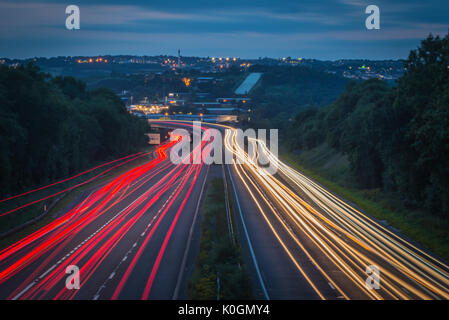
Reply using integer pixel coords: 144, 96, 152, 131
0, 0, 448, 59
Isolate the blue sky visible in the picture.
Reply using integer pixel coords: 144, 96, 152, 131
0, 0, 448, 60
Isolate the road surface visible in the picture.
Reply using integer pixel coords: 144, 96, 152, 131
0, 132, 211, 299
1, 120, 449, 300
222, 126, 449, 300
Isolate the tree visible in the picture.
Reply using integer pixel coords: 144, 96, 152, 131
0, 65, 147, 197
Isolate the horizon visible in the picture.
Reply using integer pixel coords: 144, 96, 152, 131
0, 0, 448, 60
1, 53, 411, 62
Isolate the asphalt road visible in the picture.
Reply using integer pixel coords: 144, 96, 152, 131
222, 127, 449, 300
0, 132, 211, 300
151, 120, 449, 300
1, 120, 449, 300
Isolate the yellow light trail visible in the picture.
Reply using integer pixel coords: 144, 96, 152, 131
150, 120, 449, 300
223, 128, 449, 300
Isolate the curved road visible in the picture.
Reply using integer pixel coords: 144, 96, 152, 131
1, 120, 449, 300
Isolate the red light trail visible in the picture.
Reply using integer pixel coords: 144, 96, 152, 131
0, 127, 215, 300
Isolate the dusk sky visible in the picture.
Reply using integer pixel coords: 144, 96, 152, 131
1, 0, 448, 60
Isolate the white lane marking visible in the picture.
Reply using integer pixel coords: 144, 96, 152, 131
227, 164, 270, 300
92, 166, 187, 300
172, 164, 210, 300
12, 183, 153, 300
38, 264, 57, 280
12, 281, 36, 300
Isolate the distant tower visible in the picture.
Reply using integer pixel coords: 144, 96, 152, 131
177, 49, 181, 68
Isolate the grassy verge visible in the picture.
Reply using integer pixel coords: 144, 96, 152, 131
188, 178, 252, 300
0, 151, 153, 250
281, 151, 449, 261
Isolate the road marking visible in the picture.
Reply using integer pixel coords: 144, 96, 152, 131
227, 164, 270, 300
12, 185, 150, 300
172, 165, 210, 300
92, 172, 185, 300
38, 264, 57, 279
222, 163, 235, 244
13, 281, 37, 300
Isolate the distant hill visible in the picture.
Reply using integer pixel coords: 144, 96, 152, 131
247, 65, 350, 127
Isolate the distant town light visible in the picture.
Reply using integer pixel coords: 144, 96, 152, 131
182, 77, 191, 87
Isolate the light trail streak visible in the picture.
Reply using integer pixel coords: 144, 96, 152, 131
4, 119, 447, 300
0, 152, 151, 217
141, 149, 206, 299
0, 152, 144, 204
223, 126, 449, 300
113, 127, 212, 299
0, 125, 214, 300
0, 139, 180, 292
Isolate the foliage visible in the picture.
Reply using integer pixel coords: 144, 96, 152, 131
188, 178, 252, 300
248, 65, 350, 129
289, 32, 449, 217
0, 64, 147, 197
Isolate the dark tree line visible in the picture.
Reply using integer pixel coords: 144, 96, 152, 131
290, 32, 449, 217
0, 64, 147, 197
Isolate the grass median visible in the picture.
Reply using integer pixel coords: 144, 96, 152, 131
188, 177, 252, 300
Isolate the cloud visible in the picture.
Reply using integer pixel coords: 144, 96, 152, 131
0, 0, 448, 59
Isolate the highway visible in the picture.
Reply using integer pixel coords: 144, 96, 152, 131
148, 120, 449, 300
222, 127, 449, 300
0, 130, 212, 299
1, 119, 449, 300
